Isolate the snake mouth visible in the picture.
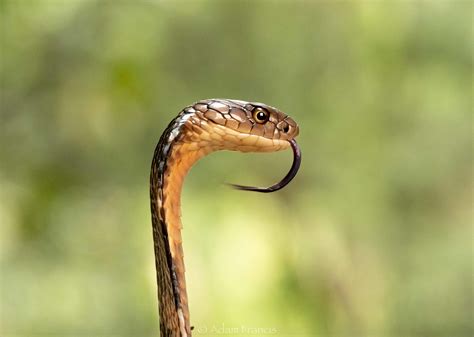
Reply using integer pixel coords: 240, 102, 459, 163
230, 138, 302, 193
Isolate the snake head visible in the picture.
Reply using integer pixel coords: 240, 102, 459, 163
188, 99, 299, 153
184, 99, 301, 193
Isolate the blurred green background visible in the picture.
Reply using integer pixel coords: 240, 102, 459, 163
0, 1, 472, 336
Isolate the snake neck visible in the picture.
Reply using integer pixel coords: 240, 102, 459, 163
150, 112, 213, 337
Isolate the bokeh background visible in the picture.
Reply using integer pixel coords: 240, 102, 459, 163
1, 1, 472, 336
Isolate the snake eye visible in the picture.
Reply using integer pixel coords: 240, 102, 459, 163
253, 108, 269, 124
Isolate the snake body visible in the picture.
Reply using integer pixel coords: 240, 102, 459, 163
150, 99, 300, 337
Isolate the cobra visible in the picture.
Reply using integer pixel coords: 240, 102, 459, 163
149, 99, 301, 337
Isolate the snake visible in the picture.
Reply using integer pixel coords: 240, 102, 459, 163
149, 99, 301, 337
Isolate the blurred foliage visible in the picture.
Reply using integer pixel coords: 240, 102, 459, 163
0, 1, 472, 336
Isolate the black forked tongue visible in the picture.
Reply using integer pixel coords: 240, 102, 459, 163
230, 139, 302, 193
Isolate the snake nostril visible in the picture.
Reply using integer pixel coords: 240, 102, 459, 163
283, 125, 290, 133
